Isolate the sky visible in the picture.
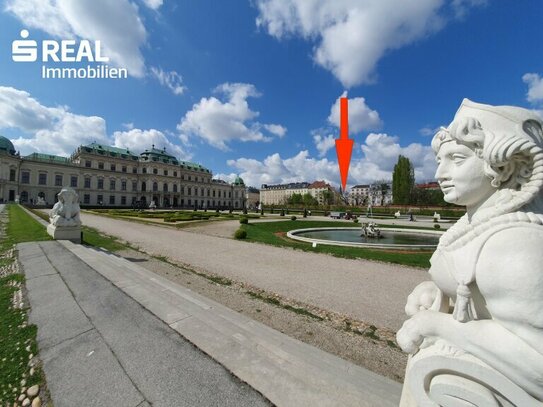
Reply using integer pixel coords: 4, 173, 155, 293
0, 0, 542, 189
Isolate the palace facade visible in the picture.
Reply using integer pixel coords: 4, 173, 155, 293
0, 136, 247, 209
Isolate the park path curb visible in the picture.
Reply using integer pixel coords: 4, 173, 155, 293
61, 240, 402, 406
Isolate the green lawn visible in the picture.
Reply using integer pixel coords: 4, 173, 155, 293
240, 220, 433, 268
4, 205, 51, 248
0, 205, 47, 405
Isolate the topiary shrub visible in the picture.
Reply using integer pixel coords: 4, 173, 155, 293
234, 228, 247, 239
434, 224, 441, 229
353, 218, 359, 223
280, 209, 285, 216
290, 215, 297, 221
239, 217, 248, 224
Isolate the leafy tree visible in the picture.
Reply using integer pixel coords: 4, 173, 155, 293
392, 155, 415, 204
321, 190, 334, 205
302, 193, 318, 206
287, 193, 303, 205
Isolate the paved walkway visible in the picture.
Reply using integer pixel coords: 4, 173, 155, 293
18, 240, 401, 407
81, 213, 430, 331
18, 241, 270, 407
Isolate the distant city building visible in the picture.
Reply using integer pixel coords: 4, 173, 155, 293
0, 136, 246, 209
415, 181, 440, 190
245, 186, 260, 209
349, 182, 393, 206
259, 180, 333, 205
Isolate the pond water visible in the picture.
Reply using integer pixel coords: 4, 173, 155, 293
295, 228, 440, 246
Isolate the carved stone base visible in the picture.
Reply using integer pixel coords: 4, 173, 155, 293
47, 224, 81, 243
401, 343, 540, 407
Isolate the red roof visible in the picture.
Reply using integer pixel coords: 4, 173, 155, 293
308, 180, 330, 189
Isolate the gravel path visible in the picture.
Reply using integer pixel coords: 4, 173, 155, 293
82, 213, 430, 331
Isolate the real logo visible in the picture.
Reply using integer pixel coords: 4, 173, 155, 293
12, 30, 126, 79
12, 29, 109, 63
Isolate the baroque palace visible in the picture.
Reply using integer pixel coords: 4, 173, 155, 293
0, 136, 247, 209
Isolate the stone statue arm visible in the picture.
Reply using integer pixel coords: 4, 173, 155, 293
397, 227, 543, 398
404, 280, 441, 317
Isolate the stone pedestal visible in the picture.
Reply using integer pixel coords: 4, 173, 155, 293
47, 224, 81, 243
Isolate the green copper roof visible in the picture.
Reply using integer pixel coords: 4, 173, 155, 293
83, 142, 138, 159
24, 153, 71, 164
179, 160, 210, 173
234, 176, 245, 185
0, 136, 16, 155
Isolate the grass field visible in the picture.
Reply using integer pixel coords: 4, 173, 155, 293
240, 220, 433, 268
0, 205, 50, 405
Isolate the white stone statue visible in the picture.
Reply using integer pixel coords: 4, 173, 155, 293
149, 200, 157, 210
433, 212, 441, 222
397, 99, 543, 406
49, 188, 81, 227
395, 210, 401, 218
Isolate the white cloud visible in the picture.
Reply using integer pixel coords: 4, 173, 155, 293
150, 67, 187, 95
227, 132, 437, 188
141, 0, 163, 10
328, 92, 382, 133
177, 82, 286, 151
0, 86, 192, 161
5, 0, 147, 77
0, 86, 109, 156
312, 132, 335, 157
112, 128, 191, 160
263, 123, 287, 137
451, 0, 487, 18
255, 0, 485, 87
523, 73, 543, 103
419, 125, 442, 136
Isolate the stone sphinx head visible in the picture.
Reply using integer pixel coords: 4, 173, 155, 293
431, 98, 543, 217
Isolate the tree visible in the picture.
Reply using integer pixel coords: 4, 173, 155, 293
392, 155, 415, 204
302, 193, 318, 206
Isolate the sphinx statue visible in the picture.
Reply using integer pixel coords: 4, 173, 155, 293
47, 187, 82, 242
397, 99, 543, 406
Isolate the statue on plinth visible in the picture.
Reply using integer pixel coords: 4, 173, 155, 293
47, 188, 82, 243
397, 99, 543, 406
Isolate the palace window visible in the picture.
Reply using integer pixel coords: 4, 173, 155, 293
98, 162, 104, 170
85, 160, 91, 168
132, 181, 137, 192
84, 177, 91, 188
9, 169, 15, 182
153, 168, 158, 175
121, 196, 127, 205
38, 173, 47, 185
97, 179, 104, 189
110, 179, 116, 190
55, 175, 63, 187
153, 182, 158, 192
111, 164, 116, 171
173, 184, 178, 193
121, 181, 127, 191
83, 194, 90, 204
122, 166, 127, 173
163, 183, 168, 192
70, 176, 78, 188
164, 170, 168, 176
21, 171, 30, 184
109, 195, 115, 205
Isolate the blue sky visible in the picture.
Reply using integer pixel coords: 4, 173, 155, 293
1, 0, 542, 189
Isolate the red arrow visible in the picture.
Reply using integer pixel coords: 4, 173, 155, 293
335, 97, 354, 191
